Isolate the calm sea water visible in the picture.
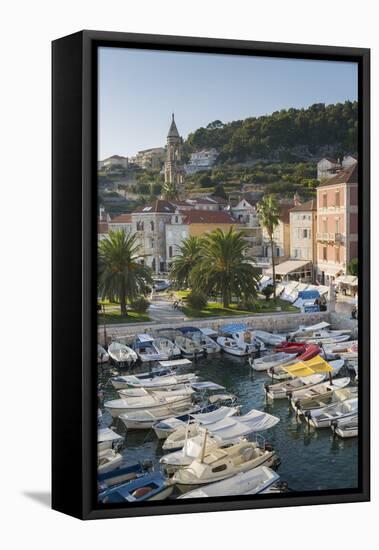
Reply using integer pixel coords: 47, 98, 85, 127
98, 353, 358, 493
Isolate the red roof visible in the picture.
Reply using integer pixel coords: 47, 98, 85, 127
183, 210, 238, 224
290, 199, 317, 212
110, 213, 132, 223
319, 163, 358, 187
134, 199, 176, 214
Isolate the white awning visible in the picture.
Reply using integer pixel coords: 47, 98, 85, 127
335, 275, 358, 286
264, 260, 312, 276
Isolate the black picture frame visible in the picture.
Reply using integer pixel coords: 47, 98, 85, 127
52, 30, 370, 520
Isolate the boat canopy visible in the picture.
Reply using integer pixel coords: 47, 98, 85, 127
221, 323, 248, 334
177, 326, 201, 334
158, 358, 192, 368
200, 327, 218, 336
282, 355, 333, 377
190, 406, 238, 425
204, 410, 279, 441
298, 290, 320, 300
136, 333, 154, 342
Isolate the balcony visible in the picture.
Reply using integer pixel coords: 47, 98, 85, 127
317, 232, 344, 243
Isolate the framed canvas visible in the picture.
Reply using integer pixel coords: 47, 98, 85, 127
52, 30, 370, 520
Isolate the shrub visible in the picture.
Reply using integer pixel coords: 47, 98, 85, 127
130, 296, 150, 313
262, 284, 274, 301
186, 291, 208, 311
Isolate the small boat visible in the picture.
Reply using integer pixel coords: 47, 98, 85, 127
97, 427, 123, 452
110, 369, 175, 390
97, 344, 109, 364
290, 322, 349, 338
119, 402, 200, 430
154, 337, 181, 359
264, 374, 325, 400
172, 438, 277, 485
98, 472, 173, 503
291, 385, 357, 415
293, 331, 350, 345
177, 466, 280, 498
153, 405, 239, 440
119, 372, 198, 391
98, 462, 146, 490
133, 334, 168, 362
163, 409, 279, 451
98, 448, 123, 474
253, 330, 286, 346
118, 386, 195, 399
104, 390, 194, 417
177, 327, 221, 354
158, 358, 192, 369
271, 357, 344, 382
305, 397, 358, 428
108, 341, 138, 366
217, 336, 251, 356
332, 414, 358, 438
276, 342, 320, 362
174, 334, 205, 358
287, 376, 350, 402
250, 352, 297, 372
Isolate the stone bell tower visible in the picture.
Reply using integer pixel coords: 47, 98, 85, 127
164, 114, 185, 199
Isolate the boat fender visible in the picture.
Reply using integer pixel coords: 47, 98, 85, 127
132, 486, 153, 498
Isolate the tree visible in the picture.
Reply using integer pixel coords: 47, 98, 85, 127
98, 230, 153, 315
257, 194, 280, 299
161, 180, 180, 200
348, 258, 358, 276
169, 236, 202, 288
190, 228, 260, 308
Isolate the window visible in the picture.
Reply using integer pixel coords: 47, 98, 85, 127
211, 464, 227, 473
335, 218, 340, 233
335, 247, 340, 263
322, 246, 327, 261
175, 216, 179, 223
323, 220, 327, 234
322, 193, 327, 208
168, 246, 173, 258
335, 190, 340, 207
150, 221, 154, 231
276, 247, 280, 257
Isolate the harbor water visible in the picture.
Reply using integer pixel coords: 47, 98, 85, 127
98, 354, 358, 494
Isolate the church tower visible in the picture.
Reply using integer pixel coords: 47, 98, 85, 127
163, 114, 185, 199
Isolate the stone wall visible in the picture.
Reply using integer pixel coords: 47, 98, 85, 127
98, 310, 331, 346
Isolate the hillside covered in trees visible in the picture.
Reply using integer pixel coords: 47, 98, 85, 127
184, 101, 358, 163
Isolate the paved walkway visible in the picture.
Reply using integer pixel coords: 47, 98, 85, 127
148, 295, 188, 323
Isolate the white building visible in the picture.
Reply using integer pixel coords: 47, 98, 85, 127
317, 158, 341, 181
129, 147, 166, 170
185, 149, 218, 174
230, 198, 262, 256
98, 155, 128, 170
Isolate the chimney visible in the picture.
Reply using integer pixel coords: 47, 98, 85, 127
293, 192, 301, 207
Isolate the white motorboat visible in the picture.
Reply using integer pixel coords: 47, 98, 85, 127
163, 409, 279, 451
98, 427, 123, 452
118, 386, 195, 399
104, 390, 194, 417
323, 340, 358, 355
264, 374, 326, 400
108, 341, 138, 366
158, 358, 192, 369
306, 397, 358, 428
133, 334, 168, 362
153, 406, 239, 440
172, 438, 277, 485
291, 385, 357, 414
119, 373, 198, 391
98, 448, 123, 473
119, 402, 199, 430
177, 327, 220, 354
293, 331, 351, 345
154, 337, 181, 359
290, 322, 349, 338
178, 466, 280, 498
250, 352, 297, 372
98, 344, 109, 364
286, 376, 350, 402
253, 330, 286, 346
217, 336, 251, 357
332, 414, 358, 438
174, 334, 205, 358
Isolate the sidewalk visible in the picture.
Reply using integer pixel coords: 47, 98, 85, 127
148, 295, 188, 323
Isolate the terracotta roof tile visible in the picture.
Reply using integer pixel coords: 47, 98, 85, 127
319, 163, 358, 187
183, 210, 239, 224
290, 199, 317, 212
110, 214, 132, 223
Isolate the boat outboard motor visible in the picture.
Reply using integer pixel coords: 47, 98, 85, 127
142, 459, 154, 472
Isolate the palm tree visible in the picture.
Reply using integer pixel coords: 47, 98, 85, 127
161, 180, 179, 201
169, 236, 202, 289
257, 194, 280, 299
98, 230, 153, 315
190, 228, 259, 308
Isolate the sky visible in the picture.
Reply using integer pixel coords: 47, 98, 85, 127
98, 47, 358, 160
